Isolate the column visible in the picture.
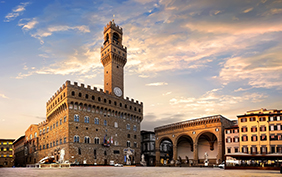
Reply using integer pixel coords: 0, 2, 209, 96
155, 148, 161, 166
173, 145, 177, 160
217, 141, 222, 164
193, 143, 198, 165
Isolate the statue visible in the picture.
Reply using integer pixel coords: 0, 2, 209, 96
204, 152, 209, 166
185, 156, 189, 164
126, 154, 131, 165
178, 156, 182, 165
140, 154, 147, 166
58, 148, 65, 163
141, 154, 145, 162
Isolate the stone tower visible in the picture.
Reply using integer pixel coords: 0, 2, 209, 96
101, 20, 127, 98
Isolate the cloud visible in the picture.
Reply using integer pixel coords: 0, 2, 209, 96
234, 87, 252, 92
243, 7, 253, 13
162, 92, 172, 96
31, 25, 90, 44
217, 46, 282, 89
4, 2, 30, 22
262, 8, 282, 16
16, 48, 101, 79
0, 94, 8, 99
146, 82, 168, 86
18, 18, 38, 30
169, 89, 267, 116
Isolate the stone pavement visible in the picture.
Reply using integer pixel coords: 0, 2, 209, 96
0, 167, 281, 177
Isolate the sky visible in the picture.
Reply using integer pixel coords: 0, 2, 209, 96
1, 0, 282, 139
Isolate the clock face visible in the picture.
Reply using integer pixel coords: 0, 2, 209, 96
113, 87, 122, 97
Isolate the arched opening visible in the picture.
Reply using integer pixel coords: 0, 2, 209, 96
104, 33, 109, 45
113, 32, 119, 44
177, 135, 193, 163
159, 138, 173, 165
197, 132, 218, 164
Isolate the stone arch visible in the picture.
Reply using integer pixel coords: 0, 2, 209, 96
157, 137, 173, 163
196, 131, 218, 163
175, 134, 194, 162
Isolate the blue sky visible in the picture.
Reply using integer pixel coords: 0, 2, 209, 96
1, 0, 282, 139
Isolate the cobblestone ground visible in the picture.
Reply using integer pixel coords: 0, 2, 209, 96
0, 167, 281, 177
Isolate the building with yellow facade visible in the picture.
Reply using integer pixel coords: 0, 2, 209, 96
237, 108, 282, 154
0, 139, 15, 167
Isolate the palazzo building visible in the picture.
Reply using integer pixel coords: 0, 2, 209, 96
237, 108, 282, 154
13, 135, 26, 167
24, 20, 143, 165
154, 115, 234, 166
224, 125, 239, 155
141, 130, 156, 166
0, 139, 14, 167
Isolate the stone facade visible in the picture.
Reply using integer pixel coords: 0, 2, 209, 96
0, 139, 14, 167
154, 115, 234, 166
141, 130, 156, 166
13, 135, 26, 167
224, 126, 239, 154
24, 21, 143, 165
237, 108, 282, 154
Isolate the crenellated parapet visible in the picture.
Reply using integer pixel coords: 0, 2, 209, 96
66, 81, 142, 106
104, 20, 122, 35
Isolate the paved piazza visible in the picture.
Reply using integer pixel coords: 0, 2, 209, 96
0, 167, 281, 177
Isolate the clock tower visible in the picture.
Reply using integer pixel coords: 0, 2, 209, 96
101, 20, 127, 97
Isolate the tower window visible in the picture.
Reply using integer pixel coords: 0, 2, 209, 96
118, 51, 120, 54
117, 65, 119, 68
85, 94, 88, 99
79, 93, 82, 97
92, 96, 95, 100
104, 99, 107, 103
114, 101, 117, 106
98, 97, 101, 101
113, 32, 119, 44
114, 48, 116, 52
120, 103, 122, 107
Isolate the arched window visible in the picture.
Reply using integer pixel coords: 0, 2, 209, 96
74, 114, 79, 122
78, 148, 81, 155
127, 141, 130, 147
85, 94, 88, 99
126, 124, 130, 130
84, 116, 89, 123
30, 134, 32, 140
113, 32, 119, 44
104, 120, 107, 126
47, 127, 49, 133
133, 125, 137, 131
43, 128, 45, 134
71, 91, 75, 96
78, 93, 82, 97
94, 118, 99, 125
84, 136, 90, 143
74, 135, 79, 143
114, 122, 118, 128
94, 137, 100, 144
34, 132, 37, 138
